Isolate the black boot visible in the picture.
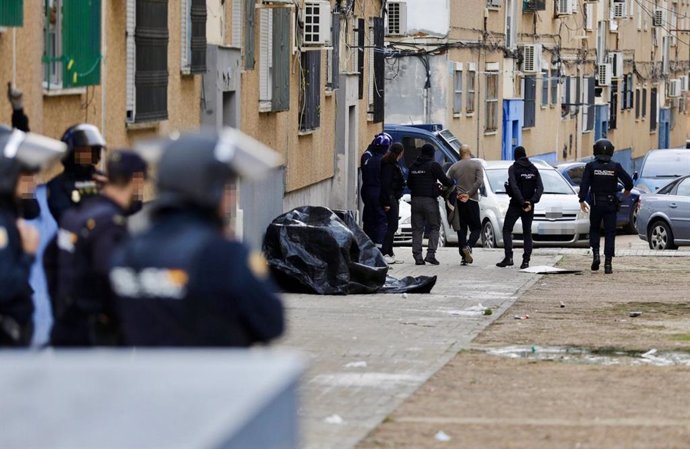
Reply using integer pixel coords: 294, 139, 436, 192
591, 253, 600, 271
496, 257, 513, 268
520, 258, 529, 269
604, 257, 613, 274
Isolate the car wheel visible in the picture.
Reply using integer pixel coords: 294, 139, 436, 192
482, 220, 497, 248
623, 201, 639, 234
648, 220, 677, 250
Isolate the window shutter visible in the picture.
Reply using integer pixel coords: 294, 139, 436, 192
329, 12, 340, 90
300, 50, 321, 131
635, 88, 640, 119
232, 0, 242, 47
0, 0, 23, 26
587, 77, 595, 131
135, 0, 169, 122
272, 7, 291, 112
610, 81, 618, 129
358, 18, 364, 100
650, 87, 657, 130
642, 87, 647, 118
126, 0, 136, 121
524, 75, 536, 127
244, 0, 256, 69
373, 17, 384, 123
190, 0, 207, 73
259, 9, 273, 106
62, 0, 102, 88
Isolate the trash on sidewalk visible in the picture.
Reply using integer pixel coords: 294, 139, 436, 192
324, 414, 344, 424
560, 301, 566, 308
434, 431, 451, 442
263, 207, 436, 294
513, 314, 530, 320
447, 304, 488, 316
629, 311, 642, 317
520, 265, 582, 274
344, 361, 367, 368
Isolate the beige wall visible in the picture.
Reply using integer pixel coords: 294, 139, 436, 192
1, 1, 201, 149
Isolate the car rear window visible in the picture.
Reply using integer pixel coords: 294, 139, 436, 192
486, 168, 574, 195
641, 151, 690, 177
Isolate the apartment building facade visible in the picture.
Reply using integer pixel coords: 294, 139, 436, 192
385, 0, 689, 170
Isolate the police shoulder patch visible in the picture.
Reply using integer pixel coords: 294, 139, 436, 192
112, 214, 126, 226
248, 251, 269, 279
0, 227, 7, 249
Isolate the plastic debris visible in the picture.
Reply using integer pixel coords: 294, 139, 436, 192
641, 349, 657, 358
448, 304, 487, 316
513, 314, 530, 320
401, 293, 408, 299
434, 431, 451, 442
559, 301, 565, 308
324, 414, 344, 424
629, 311, 642, 317
344, 361, 367, 368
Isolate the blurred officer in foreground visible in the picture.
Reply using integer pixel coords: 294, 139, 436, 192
110, 129, 285, 346
49, 150, 147, 347
578, 139, 633, 274
46, 124, 107, 223
0, 127, 65, 346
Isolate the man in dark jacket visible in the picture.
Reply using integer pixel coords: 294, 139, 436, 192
49, 150, 147, 346
360, 133, 391, 248
110, 130, 284, 347
407, 144, 453, 265
379, 143, 405, 264
578, 139, 633, 274
497, 146, 544, 269
0, 127, 65, 346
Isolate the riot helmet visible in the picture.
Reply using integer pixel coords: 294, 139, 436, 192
60, 123, 106, 168
371, 132, 392, 152
593, 138, 614, 162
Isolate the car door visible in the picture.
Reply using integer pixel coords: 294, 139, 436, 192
669, 177, 690, 242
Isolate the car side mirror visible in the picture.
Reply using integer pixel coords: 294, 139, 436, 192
633, 171, 639, 181
480, 186, 487, 197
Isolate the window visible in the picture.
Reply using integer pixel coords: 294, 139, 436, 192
505, 0, 516, 49
584, 77, 595, 132
43, 0, 102, 90
299, 50, 321, 131
650, 87, 657, 131
453, 63, 463, 115
621, 73, 633, 110
677, 178, 690, 197
610, 80, 618, 129
180, 0, 207, 74
126, 0, 169, 123
485, 71, 499, 132
244, 0, 256, 69
523, 75, 536, 128
0, 1, 23, 26
232, 0, 242, 47
567, 166, 585, 185
326, 12, 340, 90
550, 68, 558, 105
635, 88, 640, 119
541, 68, 549, 107
371, 17, 384, 122
642, 87, 647, 118
358, 18, 365, 99
259, 9, 273, 111
400, 137, 448, 168
466, 66, 476, 113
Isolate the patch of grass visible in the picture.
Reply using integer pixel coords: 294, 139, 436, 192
672, 334, 690, 342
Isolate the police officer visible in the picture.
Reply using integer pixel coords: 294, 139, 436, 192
360, 133, 391, 248
0, 127, 65, 346
109, 129, 285, 346
497, 146, 543, 269
407, 144, 453, 265
49, 150, 147, 347
579, 139, 633, 274
46, 124, 106, 224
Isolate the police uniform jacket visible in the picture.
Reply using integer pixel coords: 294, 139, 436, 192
110, 207, 285, 347
507, 157, 544, 208
46, 165, 101, 224
578, 159, 633, 205
380, 158, 405, 208
0, 198, 34, 331
407, 155, 452, 198
360, 146, 386, 202
47, 195, 128, 344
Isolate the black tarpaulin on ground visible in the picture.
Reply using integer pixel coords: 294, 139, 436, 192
263, 206, 436, 295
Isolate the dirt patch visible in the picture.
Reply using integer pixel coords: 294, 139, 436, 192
356, 256, 690, 449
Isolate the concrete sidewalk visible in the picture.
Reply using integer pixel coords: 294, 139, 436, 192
276, 247, 561, 449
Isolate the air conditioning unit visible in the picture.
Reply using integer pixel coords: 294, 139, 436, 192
522, 44, 542, 73
487, 0, 502, 7
654, 9, 666, 27
607, 51, 624, 78
556, 0, 573, 15
302, 1, 332, 46
386, 1, 407, 36
680, 75, 689, 91
612, 0, 626, 19
598, 63, 612, 86
669, 79, 682, 97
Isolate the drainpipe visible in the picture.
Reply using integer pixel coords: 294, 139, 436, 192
12, 28, 16, 85
100, 2, 107, 140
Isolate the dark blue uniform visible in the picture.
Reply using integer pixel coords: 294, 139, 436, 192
504, 157, 544, 264
47, 195, 128, 346
0, 200, 34, 346
110, 208, 284, 347
361, 146, 388, 245
579, 159, 634, 258
46, 166, 101, 224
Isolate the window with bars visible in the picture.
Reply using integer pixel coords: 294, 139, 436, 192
453, 64, 463, 115
299, 50, 321, 132
621, 73, 633, 110
610, 80, 618, 129
466, 68, 476, 114
485, 71, 499, 132
43, 0, 102, 90
550, 69, 559, 105
541, 69, 549, 107
523, 75, 536, 128
180, 0, 207, 74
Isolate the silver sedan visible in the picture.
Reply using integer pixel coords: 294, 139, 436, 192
636, 175, 690, 250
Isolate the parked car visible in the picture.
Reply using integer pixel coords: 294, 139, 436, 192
636, 174, 690, 250
557, 161, 641, 234
396, 159, 590, 248
633, 149, 690, 194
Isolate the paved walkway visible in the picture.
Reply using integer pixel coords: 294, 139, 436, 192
276, 247, 561, 449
